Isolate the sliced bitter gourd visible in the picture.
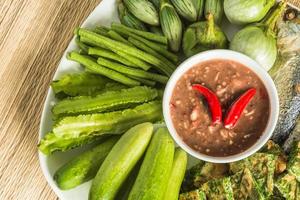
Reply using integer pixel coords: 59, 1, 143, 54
53, 101, 162, 138
52, 86, 158, 117
51, 72, 124, 97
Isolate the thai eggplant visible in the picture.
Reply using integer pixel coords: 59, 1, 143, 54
124, 0, 159, 26
224, 0, 276, 25
183, 13, 228, 57
230, 2, 287, 71
192, 0, 205, 20
170, 0, 197, 22
204, 0, 224, 24
160, 0, 183, 52
117, 0, 147, 31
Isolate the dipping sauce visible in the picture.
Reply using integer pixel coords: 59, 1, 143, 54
170, 59, 270, 157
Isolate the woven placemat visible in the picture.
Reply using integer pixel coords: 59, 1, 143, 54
288, 0, 300, 9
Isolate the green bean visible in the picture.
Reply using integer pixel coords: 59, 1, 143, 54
76, 28, 173, 76
149, 26, 163, 35
114, 50, 152, 71
67, 52, 140, 86
75, 37, 90, 53
98, 57, 169, 84
127, 75, 156, 87
81, 36, 152, 71
94, 26, 110, 36
107, 30, 133, 46
111, 23, 167, 44
128, 37, 177, 69
88, 47, 136, 67
111, 25, 167, 50
111, 24, 178, 63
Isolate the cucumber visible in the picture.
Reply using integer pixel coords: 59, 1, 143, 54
163, 148, 188, 200
53, 137, 119, 190
128, 127, 175, 200
204, 0, 224, 24
89, 123, 153, 200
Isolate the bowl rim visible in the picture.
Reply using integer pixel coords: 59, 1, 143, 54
163, 49, 279, 163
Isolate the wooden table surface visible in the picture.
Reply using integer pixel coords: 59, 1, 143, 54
0, 0, 299, 200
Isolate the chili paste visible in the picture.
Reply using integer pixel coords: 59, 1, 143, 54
170, 59, 270, 157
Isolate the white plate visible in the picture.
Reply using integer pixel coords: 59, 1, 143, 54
38, 0, 242, 199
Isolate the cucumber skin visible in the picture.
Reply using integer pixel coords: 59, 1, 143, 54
163, 148, 188, 200
53, 137, 119, 190
89, 123, 154, 200
128, 127, 175, 200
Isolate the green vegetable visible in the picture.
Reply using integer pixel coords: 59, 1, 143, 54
230, 2, 287, 71
88, 47, 136, 67
38, 132, 105, 155
51, 72, 122, 97
53, 137, 119, 190
89, 123, 154, 200
124, 0, 159, 26
118, 0, 147, 31
94, 26, 110, 37
107, 30, 133, 46
160, 0, 183, 52
128, 127, 175, 200
75, 37, 90, 53
287, 141, 300, 182
97, 58, 169, 84
179, 189, 207, 200
115, 159, 143, 200
76, 28, 173, 76
149, 0, 160, 9
67, 52, 140, 86
275, 173, 299, 200
111, 23, 179, 64
149, 26, 163, 35
52, 101, 162, 138
183, 13, 228, 57
201, 177, 234, 200
170, 0, 197, 22
224, 0, 276, 25
163, 148, 187, 200
204, 0, 224, 24
111, 23, 168, 48
128, 37, 176, 69
52, 86, 158, 117
192, 0, 205, 20
127, 75, 156, 86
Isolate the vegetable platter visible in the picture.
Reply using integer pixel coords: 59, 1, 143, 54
38, 0, 300, 199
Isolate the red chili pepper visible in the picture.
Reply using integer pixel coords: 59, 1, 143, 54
224, 88, 256, 129
192, 84, 222, 124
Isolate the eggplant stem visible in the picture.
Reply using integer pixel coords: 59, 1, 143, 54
206, 13, 216, 40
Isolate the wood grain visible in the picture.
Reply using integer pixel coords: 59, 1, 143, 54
0, 1, 101, 199
0, 0, 299, 200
